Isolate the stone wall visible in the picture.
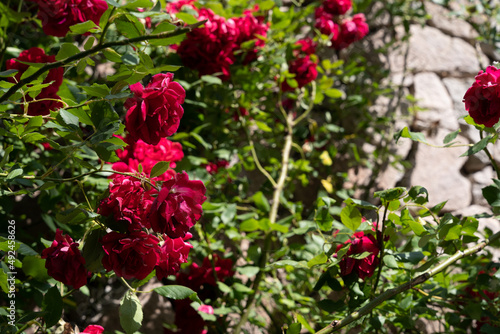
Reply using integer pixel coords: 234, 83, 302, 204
366, 2, 500, 243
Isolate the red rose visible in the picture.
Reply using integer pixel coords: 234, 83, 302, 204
335, 231, 380, 279
6, 47, 63, 95
98, 174, 157, 231
149, 172, 207, 238
41, 229, 89, 289
233, 8, 269, 64
333, 13, 369, 50
175, 9, 238, 80
165, 299, 208, 334
25, 90, 63, 116
125, 73, 185, 145
112, 137, 184, 180
322, 0, 352, 16
295, 38, 317, 56
166, 0, 197, 14
81, 325, 104, 334
282, 56, 318, 92
155, 233, 193, 280
463, 66, 500, 127
314, 7, 340, 38
176, 254, 234, 290
32, 0, 108, 37
205, 160, 229, 174
101, 230, 160, 280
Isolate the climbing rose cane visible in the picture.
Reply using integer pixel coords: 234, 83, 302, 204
41, 229, 89, 289
149, 171, 207, 238
463, 65, 500, 127
125, 73, 185, 145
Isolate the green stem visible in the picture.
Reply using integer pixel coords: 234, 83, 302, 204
233, 112, 295, 334
315, 231, 500, 334
120, 277, 136, 292
372, 204, 388, 296
292, 81, 316, 126
99, 7, 116, 45
0, 19, 207, 104
480, 130, 500, 179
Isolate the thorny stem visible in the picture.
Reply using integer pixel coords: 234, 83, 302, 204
0, 20, 207, 104
480, 130, 500, 179
372, 204, 388, 297
315, 231, 500, 334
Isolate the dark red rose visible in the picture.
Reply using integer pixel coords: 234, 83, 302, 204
25, 90, 63, 116
463, 66, 500, 127
112, 137, 183, 181
155, 233, 193, 280
335, 231, 380, 280
41, 229, 89, 289
32, 0, 108, 37
100, 230, 160, 280
149, 171, 207, 238
333, 13, 369, 50
176, 254, 235, 291
233, 8, 269, 63
166, 0, 197, 14
81, 325, 104, 334
295, 38, 317, 56
282, 55, 318, 92
6, 47, 63, 95
322, 0, 352, 16
125, 73, 185, 145
314, 7, 340, 38
98, 174, 157, 231
165, 299, 207, 334
205, 160, 229, 174
175, 9, 239, 80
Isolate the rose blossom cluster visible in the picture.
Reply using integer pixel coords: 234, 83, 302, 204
282, 38, 319, 92
175, 6, 269, 80
5, 47, 64, 116
113, 136, 184, 181
42, 73, 207, 287
29, 0, 108, 37
165, 255, 235, 334
335, 221, 381, 280
314, 0, 369, 50
463, 65, 500, 127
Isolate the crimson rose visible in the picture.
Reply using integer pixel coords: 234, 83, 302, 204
98, 174, 157, 231
322, 0, 352, 16
149, 171, 207, 238
155, 233, 193, 280
282, 55, 318, 92
125, 73, 185, 145
314, 7, 340, 38
335, 231, 380, 280
81, 325, 104, 334
333, 14, 369, 50
463, 66, 500, 127
32, 0, 108, 37
101, 231, 160, 280
41, 229, 89, 289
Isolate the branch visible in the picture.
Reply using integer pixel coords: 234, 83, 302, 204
316, 231, 500, 334
0, 20, 207, 104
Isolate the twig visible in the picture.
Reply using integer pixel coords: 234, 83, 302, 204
315, 231, 500, 334
0, 20, 207, 104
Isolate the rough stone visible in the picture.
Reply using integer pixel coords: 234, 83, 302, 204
463, 150, 490, 174
409, 129, 471, 212
413, 72, 458, 131
389, 25, 488, 75
425, 2, 479, 41
469, 166, 494, 206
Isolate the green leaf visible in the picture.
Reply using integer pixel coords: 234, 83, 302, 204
175, 12, 199, 24
22, 132, 46, 143
344, 198, 377, 210
462, 217, 478, 236
150, 161, 170, 178
296, 313, 315, 334
121, 0, 153, 9
82, 227, 106, 272
444, 225, 462, 241
152, 21, 176, 34
267, 260, 309, 270
201, 75, 223, 85
0, 69, 18, 77
383, 254, 399, 269
315, 206, 333, 231
42, 286, 63, 327
482, 185, 500, 207
115, 17, 144, 39
254, 120, 272, 132
374, 187, 406, 202
269, 222, 289, 233
287, 323, 301, 334
122, 52, 140, 66
461, 136, 491, 157
22, 255, 49, 280
6, 167, 23, 181
154, 285, 197, 300
119, 292, 143, 334
0, 145, 13, 168
340, 205, 362, 231
324, 88, 343, 99
252, 191, 270, 213
307, 252, 328, 268
443, 129, 460, 145
56, 43, 81, 61
69, 20, 99, 34
394, 127, 428, 144
401, 209, 425, 236
84, 36, 96, 51
59, 109, 80, 128
80, 83, 111, 98
240, 219, 260, 232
